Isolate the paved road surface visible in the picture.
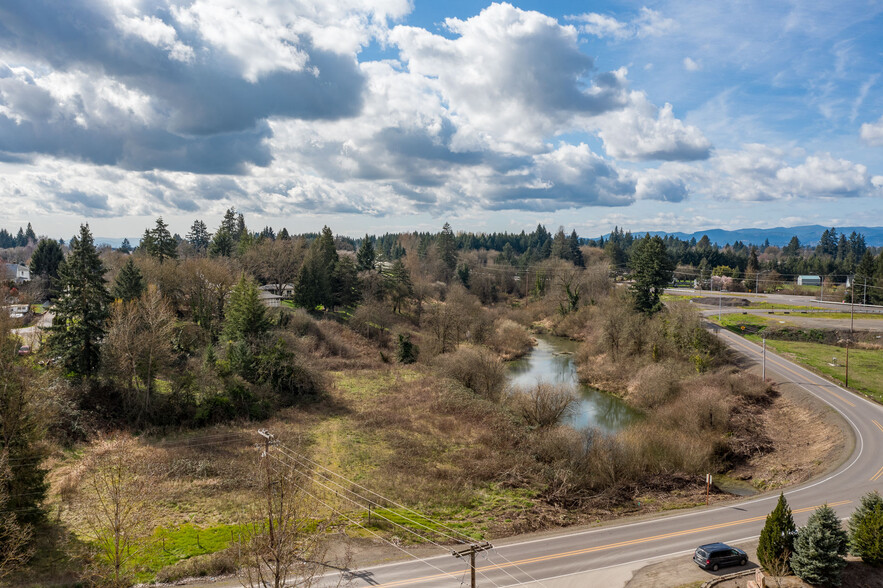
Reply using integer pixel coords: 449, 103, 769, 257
307, 324, 881, 588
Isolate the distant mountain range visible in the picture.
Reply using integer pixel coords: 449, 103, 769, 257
595, 225, 883, 248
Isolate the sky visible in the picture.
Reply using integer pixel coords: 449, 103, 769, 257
0, 0, 882, 240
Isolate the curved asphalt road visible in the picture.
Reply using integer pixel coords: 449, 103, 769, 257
321, 311, 882, 588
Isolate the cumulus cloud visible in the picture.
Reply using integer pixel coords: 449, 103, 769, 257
0, 0, 372, 171
710, 145, 876, 201
390, 3, 630, 153
593, 92, 711, 161
860, 115, 883, 146
0, 1, 876, 224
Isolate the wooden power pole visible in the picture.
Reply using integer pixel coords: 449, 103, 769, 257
452, 542, 493, 588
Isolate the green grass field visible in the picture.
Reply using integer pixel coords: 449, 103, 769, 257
744, 336, 883, 403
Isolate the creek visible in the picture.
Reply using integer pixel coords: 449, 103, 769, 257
507, 334, 642, 434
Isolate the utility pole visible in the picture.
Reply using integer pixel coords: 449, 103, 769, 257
762, 337, 766, 380
452, 542, 493, 588
851, 283, 855, 333
718, 279, 722, 322
845, 340, 850, 388
258, 430, 278, 548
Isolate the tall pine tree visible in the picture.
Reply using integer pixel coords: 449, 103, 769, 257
356, 234, 376, 271
849, 491, 883, 566
112, 258, 146, 302
47, 224, 112, 377
792, 504, 849, 586
757, 493, 796, 574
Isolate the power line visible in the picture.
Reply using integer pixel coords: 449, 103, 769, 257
267, 452, 506, 588
273, 441, 551, 588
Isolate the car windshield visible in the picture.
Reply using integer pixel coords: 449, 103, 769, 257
696, 549, 708, 558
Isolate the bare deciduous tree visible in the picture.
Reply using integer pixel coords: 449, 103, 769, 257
0, 451, 33, 581
74, 436, 157, 587
238, 454, 347, 588
103, 286, 175, 419
510, 381, 578, 428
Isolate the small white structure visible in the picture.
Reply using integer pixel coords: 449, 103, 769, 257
797, 275, 821, 286
260, 283, 295, 298
4, 263, 30, 283
4, 304, 29, 317
258, 290, 282, 307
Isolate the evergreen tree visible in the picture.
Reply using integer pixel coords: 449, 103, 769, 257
112, 258, 146, 302
15, 227, 26, 246
386, 259, 413, 313
278, 227, 290, 240
294, 228, 339, 311
47, 224, 112, 377
568, 230, 584, 267
437, 222, 457, 277
316, 226, 338, 268
331, 256, 361, 308
224, 274, 271, 341
849, 491, 883, 566
138, 227, 156, 256
628, 234, 674, 314
118, 238, 132, 254
187, 220, 211, 253
784, 236, 801, 257
24, 223, 36, 243
29, 238, 64, 293
209, 227, 234, 257
146, 217, 178, 263
356, 234, 376, 271
550, 228, 568, 260
792, 504, 849, 586
757, 493, 797, 574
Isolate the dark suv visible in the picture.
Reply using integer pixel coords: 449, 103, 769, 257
693, 543, 747, 571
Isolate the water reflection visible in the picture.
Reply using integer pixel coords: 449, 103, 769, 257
508, 336, 641, 434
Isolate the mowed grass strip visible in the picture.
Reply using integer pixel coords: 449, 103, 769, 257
745, 335, 883, 402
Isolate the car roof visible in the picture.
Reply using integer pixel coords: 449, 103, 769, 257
698, 542, 732, 550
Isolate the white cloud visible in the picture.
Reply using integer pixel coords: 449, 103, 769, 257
860, 115, 883, 146
592, 92, 711, 161
390, 3, 629, 154
710, 145, 875, 201
569, 7, 675, 40
683, 57, 700, 71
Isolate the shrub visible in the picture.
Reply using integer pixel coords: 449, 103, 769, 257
626, 362, 683, 409
849, 491, 883, 566
487, 319, 534, 359
510, 381, 578, 428
396, 333, 418, 364
155, 548, 237, 582
792, 504, 849, 586
435, 345, 506, 402
758, 493, 796, 574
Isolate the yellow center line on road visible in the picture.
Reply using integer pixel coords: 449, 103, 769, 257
724, 333, 855, 407
873, 420, 883, 434
369, 501, 851, 588
871, 464, 883, 482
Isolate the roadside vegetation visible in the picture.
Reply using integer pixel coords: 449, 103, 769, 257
1, 216, 879, 586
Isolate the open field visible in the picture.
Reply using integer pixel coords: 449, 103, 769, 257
745, 336, 883, 402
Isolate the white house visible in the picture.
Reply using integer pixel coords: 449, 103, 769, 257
258, 290, 282, 307
4, 263, 30, 283
797, 275, 821, 286
259, 283, 295, 298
